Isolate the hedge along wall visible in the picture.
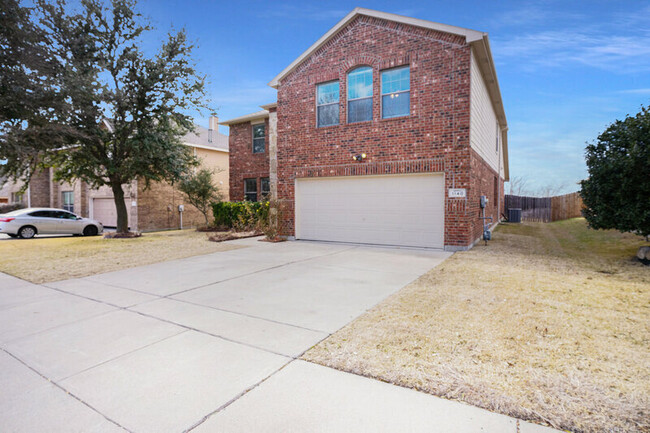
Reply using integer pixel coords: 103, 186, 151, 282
212, 201, 269, 229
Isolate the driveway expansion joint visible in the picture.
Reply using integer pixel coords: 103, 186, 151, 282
0, 347, 133, 433
165, 245, 359, 298
184, 359, 298, 432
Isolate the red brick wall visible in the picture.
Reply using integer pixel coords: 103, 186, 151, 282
275, 15, 474, 247
469, 148, 504, 243
137, 180, 207, 231
228, 119, 270, 201
28, 168, 51, 207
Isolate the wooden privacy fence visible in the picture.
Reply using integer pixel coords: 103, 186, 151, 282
505, 192, 583, 222
551, 192, 584, 221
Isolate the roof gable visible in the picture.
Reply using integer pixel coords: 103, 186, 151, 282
267, 7, 509, 180
268, 8, 484, 88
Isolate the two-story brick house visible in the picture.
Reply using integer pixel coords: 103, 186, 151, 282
222, 8, 508, 250
1, 116, 229, 231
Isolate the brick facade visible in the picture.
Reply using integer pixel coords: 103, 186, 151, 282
275, 15, 477, 247
136, 180, 207, 231
10, 148, 226, 232
225, 11, 507, 250
228, 119, 270, 201
469, 148, 504, 243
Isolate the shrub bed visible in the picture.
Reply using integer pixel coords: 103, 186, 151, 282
212, 201, 269, 230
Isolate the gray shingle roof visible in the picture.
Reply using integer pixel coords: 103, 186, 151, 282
182, 125, 229, 151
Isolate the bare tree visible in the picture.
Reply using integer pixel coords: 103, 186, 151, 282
506, 176, 530, 195
534, 182, 568, 198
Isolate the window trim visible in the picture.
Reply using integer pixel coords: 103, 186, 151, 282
380, 65, 410, 119
316, 80, 340, 128
62, 190, 74, 213
347, 66, 374, 124
260, 177, 270, 199
244, 178, 258, 202
252, 123, 266, 154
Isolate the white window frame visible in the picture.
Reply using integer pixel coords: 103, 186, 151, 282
380, 66, 410, 119
11, 192, 23, 204
347, 66, 373, 124
260, 177, 270, 199
316, 80, 340, 127
62, 191, 74, 213
244, 178, 258, 202
252, 123, 265, 154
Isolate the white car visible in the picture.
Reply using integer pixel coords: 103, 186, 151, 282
0, 208, 104, 239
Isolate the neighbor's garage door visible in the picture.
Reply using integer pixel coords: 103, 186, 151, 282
295, 174, 445, 248
92, 198, 129, 228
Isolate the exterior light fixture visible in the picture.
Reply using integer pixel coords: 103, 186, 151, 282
352, 153, 367, 162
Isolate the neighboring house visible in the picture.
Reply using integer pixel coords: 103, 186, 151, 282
0, 116, 229, 231
220, 105, 275, 202
222, 8, 509, 251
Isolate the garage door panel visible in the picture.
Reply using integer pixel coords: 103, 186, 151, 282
296, 174, 444, 249
92, 198, 130, 228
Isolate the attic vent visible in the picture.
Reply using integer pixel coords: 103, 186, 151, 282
208, 129, 213, 143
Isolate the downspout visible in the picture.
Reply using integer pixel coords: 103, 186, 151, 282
497, 126, 502, 222
49, 167, 54, 208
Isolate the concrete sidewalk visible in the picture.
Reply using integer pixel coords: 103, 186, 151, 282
0, 238, 560, 432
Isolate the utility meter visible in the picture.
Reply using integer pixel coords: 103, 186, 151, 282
480, 195, 489, 209
483, 229, 492, 241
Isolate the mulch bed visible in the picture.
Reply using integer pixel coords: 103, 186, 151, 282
103, 231, 142, 239
196, 226, 229, 232
259, 236, 286, 243
207, 230, 261, 242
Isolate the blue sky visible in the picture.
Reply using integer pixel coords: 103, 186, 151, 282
139, 0, 650, 195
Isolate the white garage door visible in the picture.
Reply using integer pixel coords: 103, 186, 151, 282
92, 198, 130, 228
296, 174, 445, 248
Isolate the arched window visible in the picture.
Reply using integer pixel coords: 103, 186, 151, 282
347, 66, 373, 123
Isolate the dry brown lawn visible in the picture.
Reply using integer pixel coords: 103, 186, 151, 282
0, 229, 243, 283
303, 219, 650, 433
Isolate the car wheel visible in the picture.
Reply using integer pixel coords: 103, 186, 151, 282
83, 225, 99, 236
18, 226, 37, 239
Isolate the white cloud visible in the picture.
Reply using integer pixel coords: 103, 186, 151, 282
263, 5, 349, 21
618, 88, 650, 95
491, 3, 650, 73
493, 29, 650, 73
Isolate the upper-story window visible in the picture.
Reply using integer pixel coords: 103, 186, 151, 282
347, 66, 373, 123
317, 81, 339, 127
252, 123, 265, 153
381, 66, 410, 119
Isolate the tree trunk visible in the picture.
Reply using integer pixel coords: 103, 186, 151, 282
111, 182, 129, 234
203, 209, 209, 228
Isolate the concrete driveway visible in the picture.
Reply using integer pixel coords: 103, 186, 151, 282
0, 238, 557, 433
